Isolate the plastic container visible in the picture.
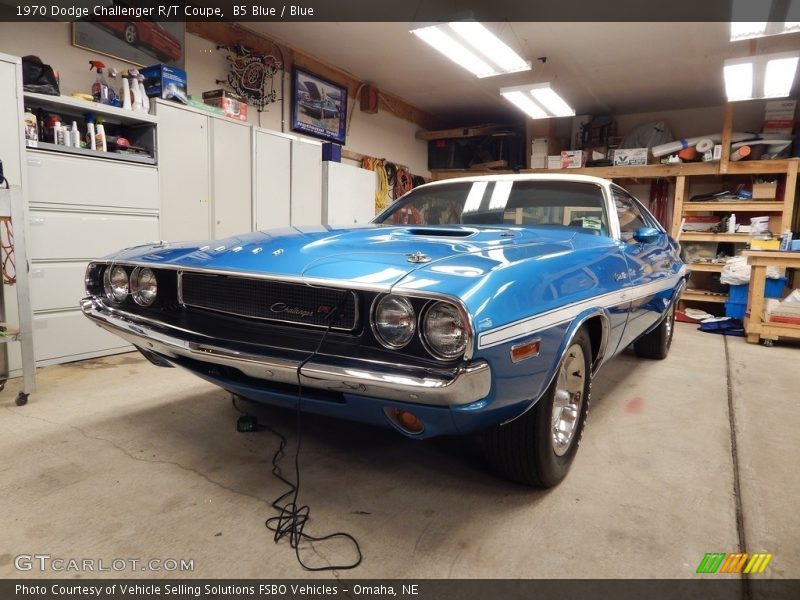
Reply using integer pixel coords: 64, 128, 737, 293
724, 301, 746, 319
727, 277, 788, 304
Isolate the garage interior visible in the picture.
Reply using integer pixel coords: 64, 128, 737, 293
0, 15, 799, 581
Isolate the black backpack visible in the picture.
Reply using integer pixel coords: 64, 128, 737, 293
22, 55, 60, 96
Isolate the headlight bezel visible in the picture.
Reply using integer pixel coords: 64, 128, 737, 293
371, 294, 417, 350
103, 265, 130, 303
130, 266, 158, 307
420, 300, 470, 360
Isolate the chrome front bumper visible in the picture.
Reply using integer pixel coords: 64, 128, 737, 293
80, 298, 492, 407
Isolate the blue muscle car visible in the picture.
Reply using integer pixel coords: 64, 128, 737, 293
81, 174, 687, 487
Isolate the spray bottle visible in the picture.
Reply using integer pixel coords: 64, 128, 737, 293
70, 121, 80, 147
137, 71, 149, 111
89, 60, 111, 104
121, 75, 132, 110
95, 123, 107, 152
84, 113, 96, 151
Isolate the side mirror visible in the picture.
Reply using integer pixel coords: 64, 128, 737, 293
633, 226, 661, 244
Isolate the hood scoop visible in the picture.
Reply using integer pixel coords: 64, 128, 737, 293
404, 227, 476, 237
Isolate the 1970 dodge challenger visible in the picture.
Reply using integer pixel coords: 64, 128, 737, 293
82, 174, 687, 487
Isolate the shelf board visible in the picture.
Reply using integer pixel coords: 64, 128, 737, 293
724, 158, 799, 175
23, 92, 157, 125
27, 142, 156, 166
686, 262, 725, 272
682, 201, 784, 212
679, 232, 752, 243
682, 290, 728, 303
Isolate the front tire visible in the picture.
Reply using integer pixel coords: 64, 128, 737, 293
634, 303, 675, 359
482, 328, 592, 487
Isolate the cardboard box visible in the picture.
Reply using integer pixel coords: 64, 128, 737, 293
202, 90, 249, 121
141, 64, 187, 104
612, 148, 648, 166
531, 137, 548, 169
560, 150, 587, 169
752, 181, 778, 199
765, 99, 796, 121
762, 119, 795, 136
682, 216, 720, 232
547, 155, 562, 169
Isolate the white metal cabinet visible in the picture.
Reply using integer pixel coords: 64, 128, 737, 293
211, 118, 252, 238
30, 262, 90, 312
290, 138, 323, 226
254, 129, 292, 230
26, 151, 158, 211
322, 161, 377, 225
156, 102, 210, 241
33, 311, 128, 363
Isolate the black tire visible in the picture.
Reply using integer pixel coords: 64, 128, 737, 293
633, 303, 676, 360
15, 392, 29, 406
482, 328, 592, 487
124, 23, 138, 45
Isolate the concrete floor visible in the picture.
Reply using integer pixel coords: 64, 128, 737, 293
0, 323, 797, 579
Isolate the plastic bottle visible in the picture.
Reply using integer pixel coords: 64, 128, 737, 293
87, 122, 96, 151
89, 60, 111, 104
23, 107, 38, 143
130, 78, 143, 113
70, 121, 80, 147
55, 122, 65, 145
122, 77, 132, 110
728, 213, 737, 233
95, 123, 107, 152
62, 124, 71, 147
780, 230, 793, 251
137, 73, 149, 111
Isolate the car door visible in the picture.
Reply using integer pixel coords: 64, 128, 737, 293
612, 186, 675, 348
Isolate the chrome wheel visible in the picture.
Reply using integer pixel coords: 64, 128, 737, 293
551, 343, 586, 456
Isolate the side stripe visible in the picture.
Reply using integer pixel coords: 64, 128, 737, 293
478, 269, 686, 349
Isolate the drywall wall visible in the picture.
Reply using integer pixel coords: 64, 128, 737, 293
0, 23, 429, 176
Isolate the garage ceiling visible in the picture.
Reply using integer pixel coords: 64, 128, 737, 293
246, 22, 800, 125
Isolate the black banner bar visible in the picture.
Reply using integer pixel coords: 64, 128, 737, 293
0, 0, 796, 22
4, 579, 800, 600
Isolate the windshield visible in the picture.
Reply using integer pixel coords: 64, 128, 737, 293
374, 179, 609, 236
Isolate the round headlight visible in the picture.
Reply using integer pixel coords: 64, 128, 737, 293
131, 267, 158, 306
103, 265, 129, 303
373, 295, 416, 349
423, 301, 468, 359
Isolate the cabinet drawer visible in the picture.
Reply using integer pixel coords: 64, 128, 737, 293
30, 262, 90, 312
33, 309, 130, 363
27, 151, 158, 211
28, 210, 159, 260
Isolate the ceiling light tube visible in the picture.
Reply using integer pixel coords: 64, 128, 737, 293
411, 22, 530, 78
723, 60, 754, 101
448, 22, 530, 74
528, 83, 576, 117
500, 89, 548, 119
764, 55, 799, 98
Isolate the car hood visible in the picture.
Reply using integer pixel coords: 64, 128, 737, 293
104, 224, 578, 288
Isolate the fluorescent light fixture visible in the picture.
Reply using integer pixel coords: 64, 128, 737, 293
500, 83, 574, 119
411, 22, 530, 78
730, 22, 768, 41
724, 61, 754, 101
724, 52, 799, 101
764, 55, 800, 97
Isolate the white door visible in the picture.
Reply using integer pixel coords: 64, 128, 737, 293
254, 129, 291, 230
211, 118, 252, 239
158, 104, 210, 241
322, 161, 377, 225
290, 138, 323, 226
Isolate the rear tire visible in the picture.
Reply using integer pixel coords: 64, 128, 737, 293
634, 303, 675, 360
482, 328, 592, 487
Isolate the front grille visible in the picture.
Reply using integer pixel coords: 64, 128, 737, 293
179, 272, 358, 331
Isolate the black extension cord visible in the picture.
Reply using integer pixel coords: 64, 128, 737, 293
235, 291, 362, 571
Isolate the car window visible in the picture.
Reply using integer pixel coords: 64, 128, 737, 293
375, 180, 609, 236
612, 189, 652, 243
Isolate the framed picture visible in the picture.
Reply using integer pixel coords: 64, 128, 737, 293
73, 20, 185, 68
291, 68, 348, 145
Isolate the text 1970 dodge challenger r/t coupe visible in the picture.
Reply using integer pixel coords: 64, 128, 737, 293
82, 174, 687, 487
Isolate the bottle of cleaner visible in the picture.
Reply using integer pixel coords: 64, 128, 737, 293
87, 122, 96, 151
122, 76, 132, 110
131, 77, 143, 113
23, 107, 38, 144
55, 122, 65, 145
95, 123, 107, 152
89, 60, 111, 104
728, 213, 737, 234
137, 72, 149, 111
70, 121, 80, 147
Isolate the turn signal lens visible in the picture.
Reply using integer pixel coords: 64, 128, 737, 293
510, 339, 541, 363
384, 407, 424, 434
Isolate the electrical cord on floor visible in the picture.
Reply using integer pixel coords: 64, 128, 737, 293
254, 292, 362, 571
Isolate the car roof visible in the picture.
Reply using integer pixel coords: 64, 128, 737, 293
420, 173, 612, 188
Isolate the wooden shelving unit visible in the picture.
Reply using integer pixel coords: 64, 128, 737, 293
431, 102, 799, 313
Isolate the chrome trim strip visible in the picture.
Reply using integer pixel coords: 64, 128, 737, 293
80, 297, 491, 407
177, 271, 360, 332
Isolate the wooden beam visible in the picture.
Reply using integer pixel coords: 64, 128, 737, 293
187, 22, 442, 131
719, 102, 734, 174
